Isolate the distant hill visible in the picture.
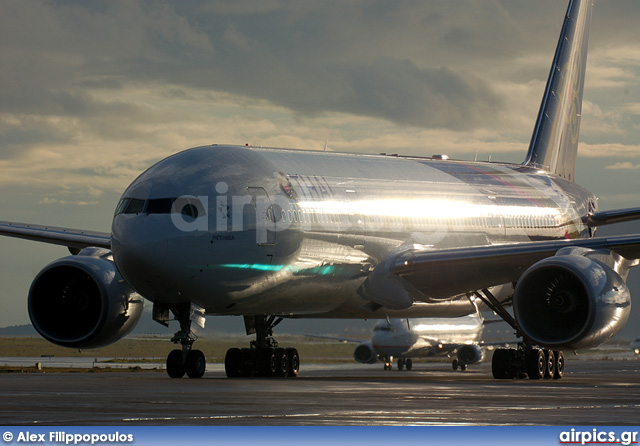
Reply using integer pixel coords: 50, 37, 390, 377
0, 315, 374, 338
0, 324, 38, 336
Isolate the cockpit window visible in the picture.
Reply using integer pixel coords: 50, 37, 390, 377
115, 198, 130, 215
123, 198, 145, 214
374, 326, 392, 332
115, 198, 145, 215
115, 197, 206, 217
146, 198, 174, 214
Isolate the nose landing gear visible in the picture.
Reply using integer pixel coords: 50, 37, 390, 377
166, 347, 206, 379
161, 302, 208, 379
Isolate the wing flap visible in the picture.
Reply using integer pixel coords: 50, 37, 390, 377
391, 235, 640, 300
0, 221, 111, 250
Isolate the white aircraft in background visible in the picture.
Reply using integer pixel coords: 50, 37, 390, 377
1, 0, 640, 380
351, 313, 516, 372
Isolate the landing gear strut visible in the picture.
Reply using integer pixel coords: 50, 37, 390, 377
471, 289, 565, 380
396, 358, 412, 371
224, 315, 300, 378
452, 359, 468, 371
165, 303, 207, 379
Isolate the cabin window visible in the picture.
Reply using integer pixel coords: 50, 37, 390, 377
181, 203, 199, 219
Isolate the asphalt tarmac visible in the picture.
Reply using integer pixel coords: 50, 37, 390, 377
1, 358, 638, 425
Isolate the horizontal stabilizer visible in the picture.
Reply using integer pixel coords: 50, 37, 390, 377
587, 207, 640, 227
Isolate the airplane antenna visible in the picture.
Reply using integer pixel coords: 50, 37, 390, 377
324, 141, 328, 152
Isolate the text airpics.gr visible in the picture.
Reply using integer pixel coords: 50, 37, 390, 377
559, 429, 638, 446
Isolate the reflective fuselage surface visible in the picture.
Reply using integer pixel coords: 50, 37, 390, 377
111, 145, 595, 319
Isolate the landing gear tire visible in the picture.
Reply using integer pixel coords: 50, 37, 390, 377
492, 348, 517, 379
286, 348, 299, 377
553, 350, 564, 379
240, 348, 254, 377
526, 349, 546, 380
225, 348, 243, 378
452, 359, 459, 371
543, 349, 555, 380
167, 349, 186, 379
405, 359, 412, 370
185, 349, 206, 379
258, 347, 277, 377
275, 347, 289, 377
398, 358, 405, 371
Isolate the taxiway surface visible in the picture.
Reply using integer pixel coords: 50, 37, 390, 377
1, 359, 638, 425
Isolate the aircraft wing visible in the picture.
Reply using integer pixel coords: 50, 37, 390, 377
391, 234, 640, 302
0, 221, 111, 251
303, 333, 365, 344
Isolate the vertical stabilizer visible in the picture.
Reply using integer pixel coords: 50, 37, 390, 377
524, 0, 593, 182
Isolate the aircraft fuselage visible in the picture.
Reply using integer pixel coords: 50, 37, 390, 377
111, 145, 595, 319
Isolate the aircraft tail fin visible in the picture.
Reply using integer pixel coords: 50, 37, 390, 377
523, 0, 593, 182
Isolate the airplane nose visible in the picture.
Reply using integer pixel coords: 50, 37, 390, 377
111, 213, 169, 298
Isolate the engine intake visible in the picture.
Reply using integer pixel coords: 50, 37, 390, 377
353, 342, 378, 364
513, 254, 631, 350
457, 344, 484, 365
28, 248, 144, 349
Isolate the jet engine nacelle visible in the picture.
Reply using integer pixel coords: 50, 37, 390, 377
513, 253, 631, 350
353, 342, 378, 364
457, 344, 484, 365
28, 248, 144, 349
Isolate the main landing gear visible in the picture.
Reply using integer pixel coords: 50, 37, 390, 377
471, 289, 565, 380
492, 348, 564, 380
397, 358, 412, 371
224, 315, 300, 378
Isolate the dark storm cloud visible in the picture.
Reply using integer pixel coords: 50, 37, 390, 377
1, 0, 638, 134
0, 0, 522, 130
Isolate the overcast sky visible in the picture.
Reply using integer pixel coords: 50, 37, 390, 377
1, 1, 639, 338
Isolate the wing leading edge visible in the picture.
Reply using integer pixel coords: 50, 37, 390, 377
390, 234, 640, 302
0, 221, 111, 251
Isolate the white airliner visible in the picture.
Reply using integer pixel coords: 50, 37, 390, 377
1, 0, 640, 380
343, 314, 513, 372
